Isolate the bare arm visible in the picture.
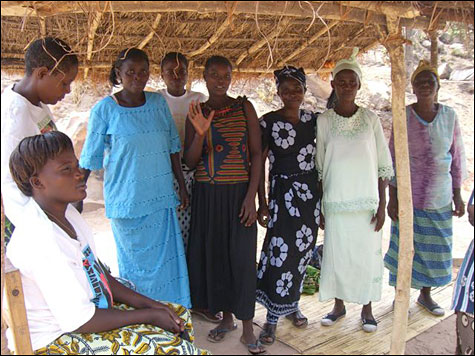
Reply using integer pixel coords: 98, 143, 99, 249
170, 153, 189, 209
371, 178, 388, 231
74, 270, 184, 334
257, 147, 269, 227
387, 184, 398, 221
240, 99, 263, 227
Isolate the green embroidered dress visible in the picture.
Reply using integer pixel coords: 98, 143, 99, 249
316, 107, 393, 304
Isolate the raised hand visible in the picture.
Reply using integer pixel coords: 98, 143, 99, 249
188, 100, 214, 137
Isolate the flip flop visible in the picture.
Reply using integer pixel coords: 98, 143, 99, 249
417, 299, 445, 316
192, 309, 223, 323
207, 323, 238, 343
240, 336, 268, 355
285, 310, 308, 328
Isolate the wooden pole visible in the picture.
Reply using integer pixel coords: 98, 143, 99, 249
1, 196, 11, 355
84, 11, 103, 80
384, 15, 414, 356
429, 30, 439, 102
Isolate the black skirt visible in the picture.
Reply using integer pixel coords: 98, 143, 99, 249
187, 182, 257, 320
256, 171, 321, 317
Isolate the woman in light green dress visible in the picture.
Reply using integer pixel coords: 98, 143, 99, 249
316, 48, 394, 333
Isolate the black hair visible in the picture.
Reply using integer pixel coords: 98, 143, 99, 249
9, 131, 74, 197
204, 55, 233, 72
25, 37, 78, 76
109, 48, 150, 87
161, 52, 189, 69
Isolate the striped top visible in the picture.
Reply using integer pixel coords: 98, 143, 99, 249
195, 97, 250, 184
451, 190, 474, 315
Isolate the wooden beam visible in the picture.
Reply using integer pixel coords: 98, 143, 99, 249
186, 2, 237, 58
137, 13, 162, 49
235, 16, 291, 66
384, 15, 414, 356
0, 2, 446, 29
341, 1, 420, 18
84, 11, 103, 80
277, 20, 339, 67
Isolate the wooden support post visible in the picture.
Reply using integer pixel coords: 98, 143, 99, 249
84, 11, 103, 80
384, 15, 414, 356
429, 30, 439, 102
1, 196, 11, 355
4, 260, 33, 355
429, 30, 438, 68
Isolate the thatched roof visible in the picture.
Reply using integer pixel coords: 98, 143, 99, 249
1, 1, 474, 80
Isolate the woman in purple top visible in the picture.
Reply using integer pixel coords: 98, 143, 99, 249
384, 60, 467, 316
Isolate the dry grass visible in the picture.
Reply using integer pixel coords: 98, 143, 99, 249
1, 1, 473, 81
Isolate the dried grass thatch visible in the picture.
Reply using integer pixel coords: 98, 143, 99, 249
1, 1, 474, 81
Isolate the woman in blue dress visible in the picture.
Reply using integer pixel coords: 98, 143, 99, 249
80, 48, 191, 307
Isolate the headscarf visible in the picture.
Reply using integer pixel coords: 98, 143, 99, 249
411, 59, 440, 86
274, 66, 306, 90
332, 47, 362, 82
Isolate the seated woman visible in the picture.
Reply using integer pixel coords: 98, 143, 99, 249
6, 131, 209, 355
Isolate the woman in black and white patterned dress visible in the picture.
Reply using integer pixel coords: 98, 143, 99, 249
256, 66, 321, 345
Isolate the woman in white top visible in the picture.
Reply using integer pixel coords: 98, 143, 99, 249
1, 37, 78, 244
7, 131, 209, 355
316, 48, 394, 333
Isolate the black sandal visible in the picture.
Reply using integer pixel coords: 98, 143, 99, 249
285, 310, 308, 328
259, 323, 277, 345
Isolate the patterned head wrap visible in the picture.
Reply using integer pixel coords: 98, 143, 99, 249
274, 66, 306, 90
411, 59, 440, 86
332, 47, 362, 82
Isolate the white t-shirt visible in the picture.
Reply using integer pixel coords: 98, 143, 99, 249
1, 84, 55, 226
158, 89, 207, 146
6, 198, 112, 351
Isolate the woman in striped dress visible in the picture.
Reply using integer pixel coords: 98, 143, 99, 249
185, 56, 266, 355
384, 60, 467, 316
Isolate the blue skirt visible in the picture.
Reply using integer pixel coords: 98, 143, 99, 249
384, 204, 453, 289
111, 208, 191, 307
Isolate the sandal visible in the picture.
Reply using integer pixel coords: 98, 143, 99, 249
259, 323, 277, 345
192, 309, 223, 323
207, 323, 238, 343
417, 298, 445, 316
285, 310, 308, 328
321, 307, 346, 326
361, 317, 378, 333
240, 336, 268, 355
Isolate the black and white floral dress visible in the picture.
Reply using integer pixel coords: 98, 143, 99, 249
256, 109, 321, 318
